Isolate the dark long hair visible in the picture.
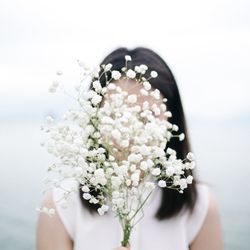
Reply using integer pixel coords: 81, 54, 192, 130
79, 47, 198, 220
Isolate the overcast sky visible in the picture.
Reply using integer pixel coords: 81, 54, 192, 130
0, 0, 250, 121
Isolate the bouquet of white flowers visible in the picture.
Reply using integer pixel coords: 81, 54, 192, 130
37, 55, 195, 247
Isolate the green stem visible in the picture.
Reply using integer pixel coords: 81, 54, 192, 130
121, 222, 132, 247
128, 190, 153, 223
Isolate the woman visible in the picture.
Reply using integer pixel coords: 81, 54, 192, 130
36, 47, 224, 250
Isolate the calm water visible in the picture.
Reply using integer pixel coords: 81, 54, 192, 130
0, 121, 249, 250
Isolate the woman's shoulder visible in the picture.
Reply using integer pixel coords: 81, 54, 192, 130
36, 189, 74, 249
52, 182, 80, 240
185, 182, 212, 244
186, 182, 224, 248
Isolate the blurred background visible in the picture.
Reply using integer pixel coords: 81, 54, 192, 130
0, 0, 250, 249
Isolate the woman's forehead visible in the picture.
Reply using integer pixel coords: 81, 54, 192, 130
110, 79, 164, 104
102, 79, 166, 121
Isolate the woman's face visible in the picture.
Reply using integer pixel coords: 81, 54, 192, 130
100, 79, 167, 165
104, 78, 166, 121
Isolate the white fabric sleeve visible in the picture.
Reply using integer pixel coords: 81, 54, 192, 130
186, 183, 210, 244
52, 186, 77, 241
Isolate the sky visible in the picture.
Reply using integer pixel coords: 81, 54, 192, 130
0, 0, 250, 121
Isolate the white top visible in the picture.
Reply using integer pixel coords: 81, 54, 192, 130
53, 183, 210, 250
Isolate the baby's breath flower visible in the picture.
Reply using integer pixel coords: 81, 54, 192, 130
186, 175, 193, 184
111, 70, 122, 80
107, 83, 116, 90
125, 55, 132, 61
90, 197, 99, 204
179, 178, 188, 189
127, 94, 137, 104
101, 87, 107, 94
81, 186, 90, 192
128, 153, 143, 163
83, 193, 91, 200
143, 81, 151, 90
92, 80, 102, 92
111, 129, 121, 141
131, 172, 140, 183
97, 204, 109, 215
190, 161, 196, 169
104, 63, 112, 71
160, 103, 166, 112
134, 66, 141, 73
139, 161, 148, 171
126, 179, 131, 186
167, 148, 176, 155
172, 124, 179, 131
179, 133, 185, 141
187, 152, 195, 161
91, 94, 102, 105
126, 69, 136, 79
166, 166, 175, 177
42, 57, 195, 248
120, 140, 129, 148
151, 168, 161, 176
158, 180, 167, 188
140, 64, 148, 74
150, 89, 160, 100
165, 111, 172, 117
150, 70, 158, 78
130, 164, 136, 172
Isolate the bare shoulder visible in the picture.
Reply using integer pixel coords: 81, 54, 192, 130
36, 190, 73, 250
190, 190, 224, 250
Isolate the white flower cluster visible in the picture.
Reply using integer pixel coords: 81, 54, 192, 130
41, 55, 195, 246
